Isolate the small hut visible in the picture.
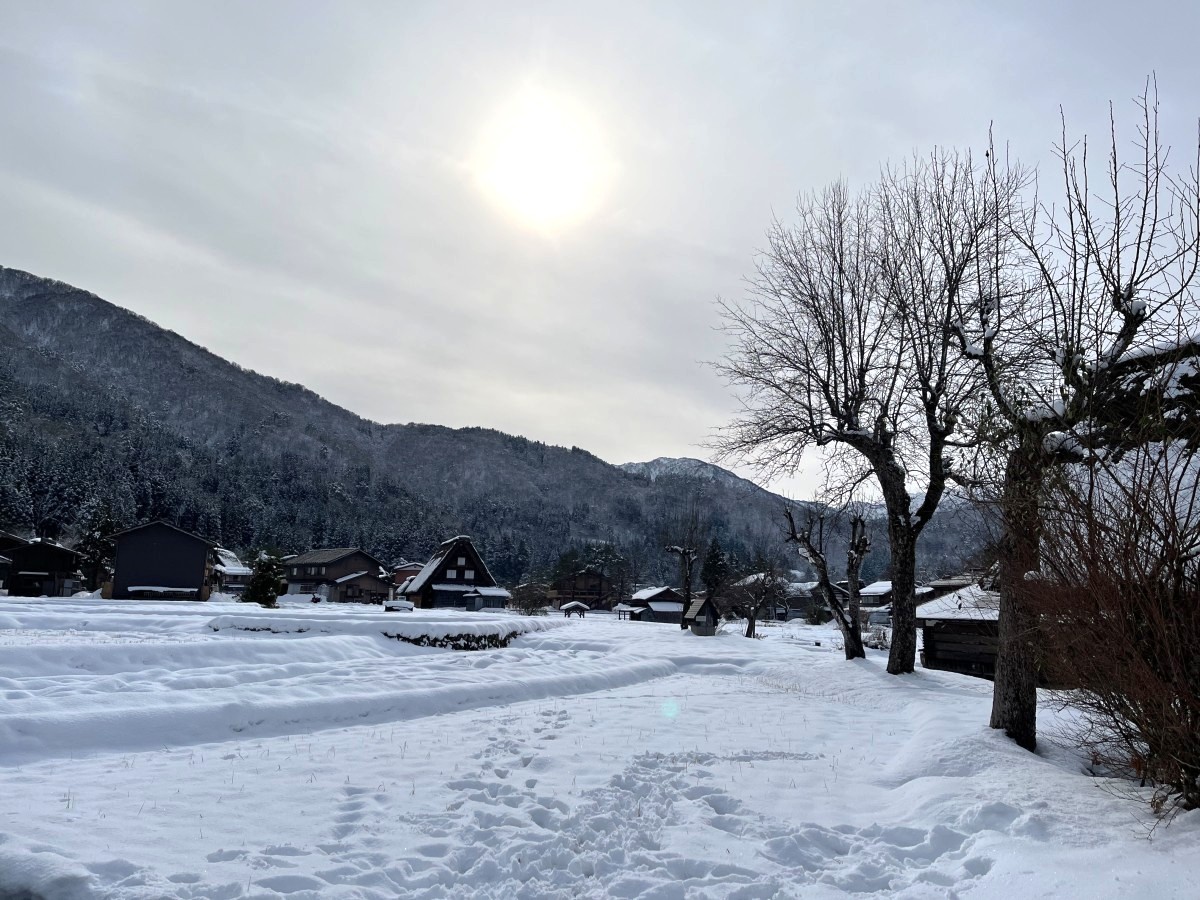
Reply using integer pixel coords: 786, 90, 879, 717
612, 602, 638, 620
560, 600, 589, 618
915, 584, 999, 679
683, 596, 720, 636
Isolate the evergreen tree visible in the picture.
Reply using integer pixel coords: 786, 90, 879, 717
243, 551, 285, 608
701, 538, 731, 602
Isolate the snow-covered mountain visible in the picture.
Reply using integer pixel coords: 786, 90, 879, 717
620, 457, 769, 493
0, 265, 987, 581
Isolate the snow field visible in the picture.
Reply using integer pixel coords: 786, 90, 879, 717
0, 600, 1196, 898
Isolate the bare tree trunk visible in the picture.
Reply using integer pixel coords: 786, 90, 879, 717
886, 525, 918, 674
845, 515, 868, 657
990, 444, 1042, 751
745, 611, 756, 639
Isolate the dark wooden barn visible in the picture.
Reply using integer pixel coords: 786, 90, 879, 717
627, 587, 686, 624
110, 521, 217, 600
4, 539, 84, 597
284, 548, 392, 602
401, 536, 511, 610
548, 570, 616, 610
915, 585, 999, 680
0, 554, 11, 593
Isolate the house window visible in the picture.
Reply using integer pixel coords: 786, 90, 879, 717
319, 566, 326, 575
457, 557, 466, 566
464, 569, 475, 580
445, 570, 457, 579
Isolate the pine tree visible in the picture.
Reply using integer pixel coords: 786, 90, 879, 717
701, 539, 731, 603
244, 551, 285, 608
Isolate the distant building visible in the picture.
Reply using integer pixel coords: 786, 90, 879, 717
110, 520, 217, 600
284, 548, 392, 603
916, 584, 999, 680
391, 561, 425, 587
547, 570, 616, 610
683, 595, 720, 635
4, 537, 84, 598
213, 548, 252, 595
401, 536, 511, 610
627, 586, 685, 624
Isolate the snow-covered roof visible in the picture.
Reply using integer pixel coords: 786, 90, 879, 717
631, 586, 676, 601
397, 575, 415, 593
128, 586, 199, 594
915, 585, 999, 622
335, 570, 370, 584
403, 536, 499, 596
612, 603, 638, 612
649, 601, 684, 613
213, 548, 251, 576
860, 581, 893, 596
0, 555, 10, 565
560, 601, 590, 611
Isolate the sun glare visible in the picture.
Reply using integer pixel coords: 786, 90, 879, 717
476, 87, 613, 231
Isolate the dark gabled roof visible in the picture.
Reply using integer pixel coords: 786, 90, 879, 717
7, 539, 83, 561
0, 555, 10, 564
0, 530, 30, 552
108, 519, 217, 547
404, 536, 498, 595
684, 597, 711, 620
286, 548, 360, 566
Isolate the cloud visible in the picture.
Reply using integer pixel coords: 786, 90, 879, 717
1, 1, 1198, 497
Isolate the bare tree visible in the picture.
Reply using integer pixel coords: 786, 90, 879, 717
784, 505, 869, 659
953, 87, 1200, 750
1032, 445, 1200, 816
725, 564, 788, 638
665, 544, 698, 629
717, 153, 1022, 674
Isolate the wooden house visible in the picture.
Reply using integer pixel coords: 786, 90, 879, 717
683, 595, 720, 635
547, 570, 616, 610
401, 536, 511, 610
110, 520, 217, 600
0, 554, 10, 593
213, 548, 252, 595
627, 586, 685, 624
284, 548, 392, 603
915, 585, 999, 680
4, 538, 84, 597
391, 561, 425, 587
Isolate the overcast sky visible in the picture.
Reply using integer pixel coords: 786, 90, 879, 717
2, 1, 1198, 494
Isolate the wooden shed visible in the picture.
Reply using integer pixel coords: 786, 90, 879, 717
627, 587, 685, 624
4, 539, 84, 597
683, 596, 720, 636
915, 585, 999, 680
110, 520, 216, 600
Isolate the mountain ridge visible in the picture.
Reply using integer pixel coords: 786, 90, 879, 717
0, 265, 984, 584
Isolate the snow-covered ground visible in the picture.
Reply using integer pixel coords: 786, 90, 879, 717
0, 599, 1195, 899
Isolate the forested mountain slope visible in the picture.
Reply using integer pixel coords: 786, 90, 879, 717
0, 267, 985, 583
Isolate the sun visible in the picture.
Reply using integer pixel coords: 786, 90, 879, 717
475, 87, 613, 231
